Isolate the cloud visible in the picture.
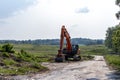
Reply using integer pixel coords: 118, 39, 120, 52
0, 0, 37, 19
75, 7, 90, 13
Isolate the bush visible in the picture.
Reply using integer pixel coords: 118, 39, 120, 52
17, 49, 36, 62
1, 43, 15, 53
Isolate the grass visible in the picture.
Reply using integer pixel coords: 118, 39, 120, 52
3, 59, 16, 65
13, 44, 95, 61
0, 44, 48, 76
0, 43, 120, 75
105, 54, 120, 71
13, 44, 109, 61
13, 44, 59, 62
80, 45, 109, 55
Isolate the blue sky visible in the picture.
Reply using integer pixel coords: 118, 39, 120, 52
0, 0, 119, 40
0, 0, 36, 19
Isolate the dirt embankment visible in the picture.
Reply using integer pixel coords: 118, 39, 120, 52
7, 56, 120, 80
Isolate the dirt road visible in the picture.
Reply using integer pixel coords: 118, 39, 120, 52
12, 56, 120, 80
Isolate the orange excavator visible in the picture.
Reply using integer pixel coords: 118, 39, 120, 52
55, 25, 81, 62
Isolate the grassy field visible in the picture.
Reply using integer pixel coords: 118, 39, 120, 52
13, 44, 59, 62
13, 44, 109, 61
13, 44, 119, 62
13, 44, 105, 61
0, 43, 120, 75
79, 45, 109, 55
13, 44, 108, 56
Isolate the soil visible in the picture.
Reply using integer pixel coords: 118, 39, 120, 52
4, 56, 120, 80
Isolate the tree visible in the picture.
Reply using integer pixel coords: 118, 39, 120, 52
105, 27, 115, 48
115, 0, 120, 19
116, 0, 120, 5
105, 0, 120, 53
112, 25, 120, 54
105, 25, 120, 54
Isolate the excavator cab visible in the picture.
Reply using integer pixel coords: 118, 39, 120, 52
63, 45, 78, 55
55, 26, 81, 62
62, 44, 81, 61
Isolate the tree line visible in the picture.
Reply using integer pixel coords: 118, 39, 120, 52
105, 25, 120, 54
0, 38, 104, 45
105, 0, 120, 54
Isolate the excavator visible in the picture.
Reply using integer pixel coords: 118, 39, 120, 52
55, 25, 81, 62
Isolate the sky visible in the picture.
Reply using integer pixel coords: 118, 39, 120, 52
0, 0, 119, 40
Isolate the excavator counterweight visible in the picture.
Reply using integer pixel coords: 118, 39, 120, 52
55, 25, 81, 62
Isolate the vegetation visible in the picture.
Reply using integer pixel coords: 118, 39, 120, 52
105, 0, 120, 52
80, 45, 120, 71
105, 0, 120, 54
103, 0, 120, 71
105, 27, 114, 49
105, 55, 120, 71
115, 0, 120, 19
105, 25, 120, 54
80, 45, 108, 55
0, 38, 104, 45
1, 43, 15, 53
0, 44, 48, 76
112, 26, 120, 54
0, 42, 120, 75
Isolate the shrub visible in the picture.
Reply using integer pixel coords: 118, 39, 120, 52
1, 43, 15, 53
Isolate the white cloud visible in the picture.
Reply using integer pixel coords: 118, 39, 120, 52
0, 0, 119, 40
75, 7, 90, 13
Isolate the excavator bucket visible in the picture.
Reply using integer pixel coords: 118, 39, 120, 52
55, 50, 65, 62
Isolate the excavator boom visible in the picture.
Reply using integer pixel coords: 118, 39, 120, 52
59, 25, 72, 53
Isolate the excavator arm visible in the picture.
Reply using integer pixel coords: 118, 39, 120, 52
60, 25, 72, 51
58, 25, 72, 55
